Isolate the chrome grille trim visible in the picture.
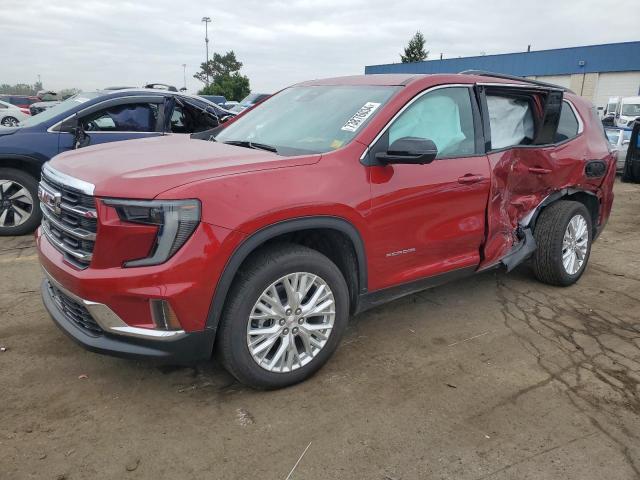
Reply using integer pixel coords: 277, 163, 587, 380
42, 163, 95, 196
41, 203, 96, 241
41, 221, 93, 262
39, 167, 97, 269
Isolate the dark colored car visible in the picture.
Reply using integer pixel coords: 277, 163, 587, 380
0, 89, 234, 235
229, 93, 270, 113
37, 73, 615, 389
621, 119, 640, 182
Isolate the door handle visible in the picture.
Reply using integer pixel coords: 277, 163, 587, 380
528, 167, 552, 174
457, 174, 485, 184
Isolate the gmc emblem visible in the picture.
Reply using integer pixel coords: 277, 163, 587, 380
38, 185, 62, 215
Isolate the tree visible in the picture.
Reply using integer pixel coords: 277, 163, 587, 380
401, 31, 429, 63
194, 50, 251, 101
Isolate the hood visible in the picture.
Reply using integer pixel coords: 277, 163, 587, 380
48, 134, 320, 199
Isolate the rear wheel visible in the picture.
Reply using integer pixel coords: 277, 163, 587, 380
0, 168, 41, 236
532, 201, 592, 286
217, 244, 349, 389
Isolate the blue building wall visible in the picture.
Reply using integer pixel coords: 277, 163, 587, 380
365, 41, 640, 76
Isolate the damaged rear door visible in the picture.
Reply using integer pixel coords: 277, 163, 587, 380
477, 83, 568, 269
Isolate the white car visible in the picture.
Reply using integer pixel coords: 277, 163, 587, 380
605, 127, 632, 172
0, 100, 29, 127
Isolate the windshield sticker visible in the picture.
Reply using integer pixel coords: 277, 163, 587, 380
330, 139, 344, 149
73, 97, 92, 104
341, 102, 381, 132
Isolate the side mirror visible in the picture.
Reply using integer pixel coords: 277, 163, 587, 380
72, 127, 91, 149
375, 137, 438, 165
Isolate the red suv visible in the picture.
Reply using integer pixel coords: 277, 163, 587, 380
37, 72, 615, 389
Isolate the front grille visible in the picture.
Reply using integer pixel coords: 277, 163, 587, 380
39, 171, 97, 269
47, 280, 103, 335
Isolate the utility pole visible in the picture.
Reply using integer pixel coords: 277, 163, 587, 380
201, 17, 212, 86
182, 64, 187, 91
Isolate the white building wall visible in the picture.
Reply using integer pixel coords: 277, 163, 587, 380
593, 72, 640, 108
530, 72, 640, 108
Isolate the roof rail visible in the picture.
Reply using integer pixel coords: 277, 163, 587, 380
459, 70, 574, 93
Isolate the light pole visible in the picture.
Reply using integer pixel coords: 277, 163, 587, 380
201, 16, 211, 86
182, 64, 187, 91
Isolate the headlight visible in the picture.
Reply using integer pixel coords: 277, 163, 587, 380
104, 199, 201, 267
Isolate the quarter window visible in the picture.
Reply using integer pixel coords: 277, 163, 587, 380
388, 87, 476, 158
80, 103, 159, 132
555, 102, 580, 142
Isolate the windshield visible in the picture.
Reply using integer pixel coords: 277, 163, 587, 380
621, 103, 640, 117
216, 85, 399, 156
20, 92, 100, 127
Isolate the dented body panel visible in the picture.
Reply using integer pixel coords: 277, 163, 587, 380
480, 93, 615, 269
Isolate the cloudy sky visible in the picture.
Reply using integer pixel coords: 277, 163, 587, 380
1, 0, 636, 95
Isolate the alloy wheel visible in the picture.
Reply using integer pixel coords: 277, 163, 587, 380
0, 180, 34, 228
246, 272, 336, 373
562, 214, 589, 275
1, 117, 19, 127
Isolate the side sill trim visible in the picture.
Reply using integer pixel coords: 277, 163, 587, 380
354, 266, 477, 315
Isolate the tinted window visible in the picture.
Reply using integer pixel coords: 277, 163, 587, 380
388, 87, 476, 158
486, 95, 535, 149
81, 103, 158, 132
555, 102, 580, 142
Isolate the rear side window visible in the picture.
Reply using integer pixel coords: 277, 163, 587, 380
81, 103, 159, 132
388, 87, 476, 158
555, 102, 580, 142
486, 95, 535, 149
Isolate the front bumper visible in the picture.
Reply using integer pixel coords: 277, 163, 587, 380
41, 273, 215, 363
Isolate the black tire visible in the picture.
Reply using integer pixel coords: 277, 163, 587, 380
217, 243, 350, 389
0, 168, 41, 236
1, 116, 19, 127
532, 200, 592, 286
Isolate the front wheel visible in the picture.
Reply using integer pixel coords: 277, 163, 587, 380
532, 201, 592, 286
0, 168, 41, 236
217, 244, 349, 389
1, 116, 19, 127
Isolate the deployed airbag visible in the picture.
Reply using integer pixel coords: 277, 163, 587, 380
487, 96, 534, 149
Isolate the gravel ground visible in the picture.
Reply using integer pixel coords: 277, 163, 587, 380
1, 180, 639, 480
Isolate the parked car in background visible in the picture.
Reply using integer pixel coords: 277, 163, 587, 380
30, 100, 62, 116
617, 96, 640, 128
0, 95, 38, 115
143, 83, 178, 92
222, 100, 239, 110
0, 89, 233, 235
621, 119, 640, 182
199, 95, 227, 105
229, 93, 270, 113
0, 100, 29, 127
605, 127, 632, 171
36, 73, 615, 389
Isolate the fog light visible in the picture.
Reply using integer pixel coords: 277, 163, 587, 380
150, 300, 182, 330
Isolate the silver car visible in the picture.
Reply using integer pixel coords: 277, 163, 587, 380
605, 127, 632, 172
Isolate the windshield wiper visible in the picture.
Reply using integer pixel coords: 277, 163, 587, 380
223, 140, 278, 153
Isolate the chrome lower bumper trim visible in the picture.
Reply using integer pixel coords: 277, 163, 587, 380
42, 268, 186, 341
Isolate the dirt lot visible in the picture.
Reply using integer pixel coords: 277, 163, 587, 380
1, 180, 639, 480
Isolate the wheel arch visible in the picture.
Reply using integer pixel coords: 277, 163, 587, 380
205, 216, 368, 332
526, 188, 600, 237
0, 155, 45, 180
